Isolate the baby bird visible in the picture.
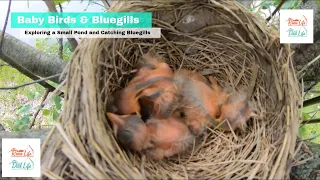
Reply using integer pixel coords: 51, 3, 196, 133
173, 70, 222, 135
114, 76, 173, 116
175, 69, 212, 87
128, 53, 174, 86
208, 76, 230, 116
134, 54, 178, 119
144, 117, 195, 160
106, 113, 152, 152
139, 83, 177, 119
214, 92, 256, 131
107, 113, 194, 160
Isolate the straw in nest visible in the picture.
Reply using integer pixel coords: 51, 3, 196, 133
40, 0, 302, 179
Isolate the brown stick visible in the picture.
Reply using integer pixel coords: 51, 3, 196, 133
29, 89, 51, 129
0, 0, 12, 50
266, 0, 287, 22
43, 0, 78, 51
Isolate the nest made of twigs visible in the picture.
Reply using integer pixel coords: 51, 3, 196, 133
40, 0, 301, 179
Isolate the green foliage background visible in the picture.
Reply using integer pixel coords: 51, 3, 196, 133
0, 38, 71, 131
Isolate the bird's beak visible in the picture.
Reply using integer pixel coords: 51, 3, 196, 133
130, 69, 138, 73
107, 112, 125, 126
136, 111, 142, 118
145, 142, 154, 149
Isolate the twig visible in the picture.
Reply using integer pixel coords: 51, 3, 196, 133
303, 95, 320, 107
58, 3, 63, 59
0, 0, 12, 50
29, 89, 50, 129
301, 118, 320, 125
300, 112, 318, 127
297, 53, 320, 77
266, 0, 286, 22
307, 109, 320, 115
0, 63, 9, 67
43, 0, 78, 51
302, 134, 320, 141
101, 0, 111, 9
0, 74, 61, 90
91, 2, 106, 9
309, 90, 320, 94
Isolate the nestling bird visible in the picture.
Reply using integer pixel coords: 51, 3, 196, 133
113, 76, 173, 116
106, 112, 153, 151
208, 76, 230, 116
175, 69, 212, 87
139, 83, 178, 119
134, 54, 178, 119
144, 116, 195, 160
107, 112, 194, 160
214, 92, 257, 131
128, 53, 174, 86
173, 70, 221, 135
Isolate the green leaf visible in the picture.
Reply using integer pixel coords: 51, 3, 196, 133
34, 91, 41, 99
12, 116, 30, 132
63, 42, 72, 52
280, 0, 301, 9
42, 109, 51, 116
302, 112, 311, 120
298, 126, 307, 137
35, 84, 45, 94
318, 0, 320, 7
52, 110, 60, 122
13, 121, 29, 132
272, 0, 281, 7
53, 95, 62, 111
261, 1, 274, 9
53, 0, 70, 5
15, 116, 30, 124
6, 120, 14, 129
26, 91, 36, 100
16, 104, 31, 115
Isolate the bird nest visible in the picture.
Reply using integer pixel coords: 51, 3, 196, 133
41, 0, 301, 179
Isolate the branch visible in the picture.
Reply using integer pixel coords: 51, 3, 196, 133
92, 2, 107, 9
297, 54, 320, 78
43, 0, 78, 51
101, 0, 111, 10
29, 89, 50, 129
0, 52, 58, 92
303, 96, 320, 107
0, 31, 67, 84
58, 3, 63, 59
0, 0, 12, 49
0, 63, 9, 67
0, 74, 61, 90
266, 0, 287, 22
309, 91, 320, 94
